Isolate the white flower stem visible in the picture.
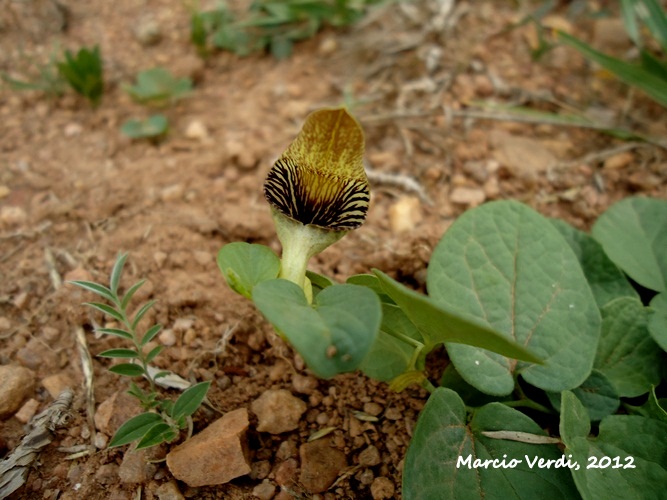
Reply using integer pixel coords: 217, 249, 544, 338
271, 209, 345, 302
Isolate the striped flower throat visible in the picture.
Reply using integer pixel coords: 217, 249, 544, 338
263, 108, 370, 299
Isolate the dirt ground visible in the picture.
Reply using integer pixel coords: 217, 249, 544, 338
0, 1, 665, 499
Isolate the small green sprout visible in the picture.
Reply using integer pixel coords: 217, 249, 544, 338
1, 52, 67, 99
56, 45, 104, 106
70, 253, 210, 449
124, 67, 193, 107
120, 114, 169, 141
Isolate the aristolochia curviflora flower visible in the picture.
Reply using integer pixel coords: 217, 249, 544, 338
264, 107, 369, 301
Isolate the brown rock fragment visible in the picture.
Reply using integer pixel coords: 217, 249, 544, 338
252, 389, 306, 434
371, 476, 395, 499
0, 365, 35, 419
299, 439, 347, 494
166, 408, 251, 487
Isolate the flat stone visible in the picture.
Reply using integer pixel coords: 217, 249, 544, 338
388, 196, 422, 234
450, 187, 486, 207
291, 374, 318, 395
0, 365, 35, 419
252, 389, 306, 434
358, 445, 381, 467
603, 151, 634, 170
491, 131, 557, 181
298, 439, 347, 494
41, 372, 74, 399
155, 480, 185, 500
166, 408, 251, 487
14, 398, 40, 424
119, 445, 163, 484
252, 479, 277, 500
94, 390, 143, 436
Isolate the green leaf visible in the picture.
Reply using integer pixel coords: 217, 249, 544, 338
171, 381, 211, 420
648, 292, 667, 351
347, 274, 395, 304
426, 200, 600, 396
110, 253, 128, 295
135, 422, 177, 449
57, 45, 104, 106
550, 219, 638, 308
374, 270, 542, 382
566, 415, 667, 499
68, 280, 116, 302
558, 31, 667, 107
592, 197, 667, 292
144, 345, 163, 364
306, 270, 334, 292
403, 388, 578, 499
359, 303, 422, 382
109, 363, 145, 377
141, 324, 162, 347
548, 370, 619, 422
635, 0, 667, 53
439, 363, 499, 408
124, 68, 192, 106
85, 302, 125, 323
217, 242, 281, 299
131, 300, 156, 330
121, 279, 146, 310
108, 412, 164, 447
594, 297, 661, 397
253, 280, 381, 379
559, 390, 591, 446
97, 348, 138, 359
95, 327, 133, 340
121, 115, 169, 139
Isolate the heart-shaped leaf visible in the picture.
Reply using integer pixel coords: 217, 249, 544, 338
427, 200, 600, 395
592, 196, 667, 293
252, 280, 381, 378
403, 388, 578, 499
217, 242, 280, 298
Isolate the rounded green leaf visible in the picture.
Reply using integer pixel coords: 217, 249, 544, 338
594, 297, 661, 397
592, 196, 667, 293
566, 415, 667, 500
559, 390, 591, 446
252, 279, 381, 379
648, 292, 667, 351
427, 200, 601, 395
217, 242, 280, 298
403, 388, 578, 499
550, 218, 638, 308
548, 370, 619, 422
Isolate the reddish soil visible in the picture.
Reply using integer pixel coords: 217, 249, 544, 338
0, 1, 665, 499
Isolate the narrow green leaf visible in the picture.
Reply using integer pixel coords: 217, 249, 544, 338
636, 0, 667, 53
217, 242, 280, 298
109, 363, 145, 377
374, 269, 543, 369
85, 302, 125, 323
121, 279, 145, 310
95, 327, 133, 340
171, 381, 211, 420
141, 324, 162, 346
620, 0, 641, 46
592, 196, 667, 292
144, 345, 163, 364
108, 412, 164, 447
131, 300, 156, 330
110, 253, 129, 295
425, 200, 600, 396
558, 31, 667, 107
98, 348, 139, 359
68, 280, 115, 302
136, 423, 177, 449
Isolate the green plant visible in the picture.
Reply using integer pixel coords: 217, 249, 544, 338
124, 68, 193, 107
1, 52, 67, 99
557, 0, 667, 107
218, 107, 667, 497
70, 254, 210, 449
56, 45, 104, 106
192, 0, 385, 59
120, 114, 169, 141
